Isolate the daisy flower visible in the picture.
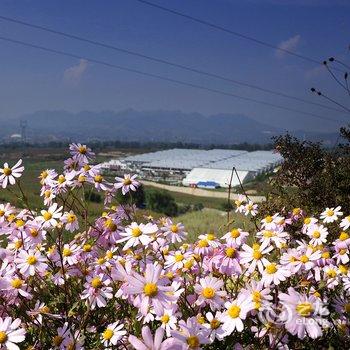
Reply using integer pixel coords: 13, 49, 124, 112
306, 224, 329, 246
118, 222, 157, 250
243, 201, 258, 216
240, 241, 273, 274
129, 326, 178, 350
115, 174, 140, 195
279, 287, 329, 339
241, 281, 272, 311
171, 317, 211, 349
203, 312, 226, 341
194, 276, 226, 310
0, 317, 26, 350
156, 308, 177, 337
61, 211, 79, 232
101, 321, 126, 347
220, 294, 253, 334
15, 250, 47, 277
340, 215, 350, 231
0, 160, 24, 188
126, 264, 175, 316
260, 262, 291, 287
38, 203, 63, 228
320, 206, 343, 223
222, 228, 249, 246
161, 219, 187, 243
301, 217, 318, 234
69, 143, 95, 164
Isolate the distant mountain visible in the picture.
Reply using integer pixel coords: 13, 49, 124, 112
2, 109, 339, 145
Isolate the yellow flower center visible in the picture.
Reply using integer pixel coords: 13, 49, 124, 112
144, 283, 158, 297
253, 250, 262, 260
265, 216, 273, 223
263, 230, 274, 238
312, 231, 320, 238
63, 248, 72, 257
132, 227, 142, 237
67, 214, 76, 223
326, 209, 334, 217
44, 190, 51, 198
0, 331, 8, 344
230, 229, 240, 238
293, 208, 301, 215
327, 269, 337, 278
299, 255, 309, 263
184, 259, 194, 269
225, 247, 236, 258
339, 265, 348, 274
43, 211, 52, 221
207, 233, 215, 241
83, 244, 92, 252
83, 164, 90, 171
304, 217, 311, 225
30, 229, 39, 237
104, 219, 117, 231
339, 232, 349, 241
52, 335, 63, 346
265, 263, 277, 274
102, 328, 114, 340
161, 314, 170, 323
252, 290, 261, 302
170, 224, 178, 233
210, 319, 220, 329
123, 178, 132, 185
58, 175, 66, 184
0, 210, 4, 216
228, 305, 241, 318
198, 239, 209, 248
343, 303, 350, 313
78, 174, 86, 183
202, 287, 215, 299
11, 278, 23, 289
78, 146, 87, 154
14, 240, 23, 249
3, 167, 12, 176
27, 255, 37, 265
339, 249, 347, 255
91, 277, 102, 288
187, 336, 199, 349
15, 219, 25, 227
94, 175, 103, 183
296, 302, 314, 317
321, 251, 330, 259
174, 253, 184, 262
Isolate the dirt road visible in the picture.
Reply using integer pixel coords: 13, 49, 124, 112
141, 180, 266, 203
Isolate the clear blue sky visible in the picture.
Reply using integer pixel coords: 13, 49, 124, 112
0, 0, 349, 132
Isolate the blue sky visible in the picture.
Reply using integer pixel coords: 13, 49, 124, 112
0, 0, 349, 132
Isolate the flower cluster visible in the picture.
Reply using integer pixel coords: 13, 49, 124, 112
0, 145, 349, 349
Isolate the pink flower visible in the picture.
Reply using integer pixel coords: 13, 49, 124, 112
69, 143, 95, 164
194, 276, 226, 310
126, 264, 176, 316
171, 317, 211, 349
15, 250, 47, 277
129, 326, 179, 350
115, 174, 140, 195
0, 160, 24, 188
279, 287, 329, 339
61, 211, 79, 232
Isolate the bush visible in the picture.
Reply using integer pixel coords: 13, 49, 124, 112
145, 188, 178, 216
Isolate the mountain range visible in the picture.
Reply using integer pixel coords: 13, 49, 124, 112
1, 109, 338, 145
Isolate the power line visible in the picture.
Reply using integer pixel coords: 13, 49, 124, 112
0, 35, 346, 124
134, 0, 343, 73
0, 14, 342, 113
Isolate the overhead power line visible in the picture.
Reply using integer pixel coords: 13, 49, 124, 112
0, 35, 346, 124
0, 14, 342, 113
134, 0, 343, 73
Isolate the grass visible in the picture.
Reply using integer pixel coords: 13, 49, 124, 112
174, 208, 254, 242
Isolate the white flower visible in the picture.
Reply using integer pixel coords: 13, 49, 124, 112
220, 294, 253, 334
38, 203, 63, 228
118, 222, 157, 250
240, 241, 273, 274
307, 224, 329, 246
0, 160, 24, 188
261, 262, 291, 287
101, 321, 126, 347
340, 215, 350, 231
0, 317, 26, 350
15, 250, 47, 277
320, 206, 343, 223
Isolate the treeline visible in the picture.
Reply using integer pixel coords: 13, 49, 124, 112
0, 140, 274, 152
